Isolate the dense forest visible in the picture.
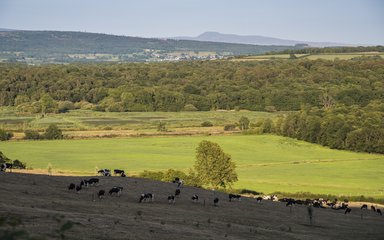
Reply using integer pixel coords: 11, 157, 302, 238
0, 57, 383, 153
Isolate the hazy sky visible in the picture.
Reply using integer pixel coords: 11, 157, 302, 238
0, 0, 383, 45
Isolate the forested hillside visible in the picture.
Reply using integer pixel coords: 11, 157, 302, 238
0, 31, 300, 63
0, 57, 383, 153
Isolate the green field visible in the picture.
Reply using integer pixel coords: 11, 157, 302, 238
1, 134, 383, 198
0, 108, 281, 132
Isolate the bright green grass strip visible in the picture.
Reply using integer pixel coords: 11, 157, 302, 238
1, 135, 383, 197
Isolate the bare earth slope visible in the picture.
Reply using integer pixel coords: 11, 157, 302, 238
0, 173, 383, 240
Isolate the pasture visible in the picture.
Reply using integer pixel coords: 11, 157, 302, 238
0, 108, 280, 136
1, 134, 384, 198
0, 173, 383, 240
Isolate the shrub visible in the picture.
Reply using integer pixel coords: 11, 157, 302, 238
24, 130, 41, 140
0, 129, 13, 141
157, 122, 167, 132
183, 104, 198, 111
58, 101, 75, 113
44, 124, 63, 140
201, 121, 213, 127
12, 159, 27, 169
265, 105, 277, 112
224, 124, 236, 131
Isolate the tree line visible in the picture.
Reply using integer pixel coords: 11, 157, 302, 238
0, 57, 383, 113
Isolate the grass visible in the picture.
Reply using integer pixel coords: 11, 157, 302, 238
1, 134, 383, 198
0, 108, 282, 133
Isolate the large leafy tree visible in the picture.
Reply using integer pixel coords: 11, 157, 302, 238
194, 140, 238, 189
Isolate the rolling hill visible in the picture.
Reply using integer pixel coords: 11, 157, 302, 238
0, 30, 302, 63
0, 173, 383, 239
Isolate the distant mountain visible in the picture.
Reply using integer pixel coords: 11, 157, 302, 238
0, 30, 302, 63
0, 28, 17, 31
173, 32, 351, 47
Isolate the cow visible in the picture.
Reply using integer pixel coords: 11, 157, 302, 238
191, 194, 199, 202
109, 187, 123, 196
168, 195, 175, 204
213, 197, 219, 207
75, 185, 82, 193
286, 198, 295, 207
68, 183, 75, 190
98, 169, 111, 176
80, 180, 89, 188
113, 169, 125, 176
256, 197, 263, 203
139, 193, 154, 203
97, 190, 105, 199
1, 163, 13, 172
345, 208, 352, 214
229, 194, 241, 202
377, 209, 382, 216
361, 204, 368, 210
121, 172, 126, 177
88, 178, 99, 186
175, 189, 181, 197
371, 206, 376, 212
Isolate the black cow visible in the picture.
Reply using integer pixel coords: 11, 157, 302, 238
68, 183, 75, 190
113, 169, 125, 176
139, 193, 154, 203
1, 163, 13, 172
175, 189, 181, 197
109, 187, 123, 196
98, 169, 111, 176
75, 185, 82, 193
361, 204, 368, 210
97, 190, 105, 199
88, 178, 99, 185
121, 172, 126, 177
286, 198, 295, 207
345, 208, 352, 214
214, 197, 219, 206
229, 194, 241, 202
256, 197, 263, 203
168, 195, 175, 204
80, 180, 89, 188
377, 209, 382, 216
191, 194, 199, 202
371, 206, 376, 212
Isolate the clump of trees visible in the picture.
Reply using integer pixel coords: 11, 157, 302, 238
0, 129, 13, 141
24, 124, 63, 140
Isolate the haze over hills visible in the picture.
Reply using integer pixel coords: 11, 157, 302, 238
173, 31, 354, 47
0, 30, 303, 63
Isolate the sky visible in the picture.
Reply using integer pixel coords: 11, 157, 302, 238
0, 0, 383, 45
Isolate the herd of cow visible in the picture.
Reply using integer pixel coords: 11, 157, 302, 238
64, 170, 384, 216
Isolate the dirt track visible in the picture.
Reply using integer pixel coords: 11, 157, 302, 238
0, 172, 383, 240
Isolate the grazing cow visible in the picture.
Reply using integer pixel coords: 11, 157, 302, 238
229, 194, 241, 202
371, 206, 376, 212
98, 169, 111, 176
377, 209, 382, 216
75, 185, 82, 193
345, 208, 352, 214
113, 169, 125, 176
286, 198, 295, 207
80, 180, 89, 188
109, 187, 123, 196
68, 183, 75, 190
191, 194, 199, 202
168, 195, 175, 204
256, 197, 263, 203
1, 163, 13, 172
121, 172, 126, 177
139, 193, 154, 203
97, 190, 105, 199
88, 178, 99, 186
361, 204, 368, 210
175, 189, 181, 197
213, 197, 219, 207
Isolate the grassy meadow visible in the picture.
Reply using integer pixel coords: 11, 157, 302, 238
1, 134, 383, 198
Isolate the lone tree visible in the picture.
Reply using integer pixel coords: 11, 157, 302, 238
194, 140, 238, 189
44, 124, 63, 140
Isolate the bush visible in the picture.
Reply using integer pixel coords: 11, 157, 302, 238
0, 129, 13, 141
201, 121, 213, 127
44, 124, 63, 140
58, 101, 75, 113
224, 124, 236, 131
12, 159, 27, 169
157, 122, 167, 132
183, 104, 198, 111
24, 130, 41, 140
